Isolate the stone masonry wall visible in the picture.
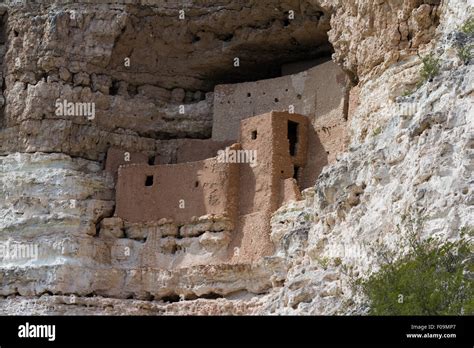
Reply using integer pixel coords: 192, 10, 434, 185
229, 112, 309, 263
115, 158, 240, 225
212, 60, 349, 189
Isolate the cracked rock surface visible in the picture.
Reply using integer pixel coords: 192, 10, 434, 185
0, 0, 472, 315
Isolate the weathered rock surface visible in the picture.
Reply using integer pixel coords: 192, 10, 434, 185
320, 0, 442, 83
0, 294, 265, 315
259, 0, 474, 314
0, 0, 472, 315
0, 153, 278, 301
0, 0, 331, 160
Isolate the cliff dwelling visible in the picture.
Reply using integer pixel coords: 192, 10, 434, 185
0, 0, 358, 305
105, 58, 350, 264
0, 0, 469, 324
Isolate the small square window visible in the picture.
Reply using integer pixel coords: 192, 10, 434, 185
251, 130, 257, 140
145, 175, 154, 187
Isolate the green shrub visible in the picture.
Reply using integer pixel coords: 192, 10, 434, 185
460, 17, 474, 35
419, 54, 440, 82
372, 127, 382, 136
361, 229, 473, 315
315, 256, 330, 270
458, 44, 473, 64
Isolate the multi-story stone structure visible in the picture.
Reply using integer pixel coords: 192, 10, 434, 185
105, 60, 348, 262
110, 111, 309, 262
212, 60, 349, 189
102, 58, 349, 264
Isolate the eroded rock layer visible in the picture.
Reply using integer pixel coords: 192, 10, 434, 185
0, 0, 472, 315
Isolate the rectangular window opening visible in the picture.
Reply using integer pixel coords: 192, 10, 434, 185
293, 166, 300, 181
288, 120, 299, 156
145, 175, 154, 187
251, 130, 257, 140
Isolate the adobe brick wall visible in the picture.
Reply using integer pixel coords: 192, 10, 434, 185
105, 147, 149, 180
230, 211, 273, 262
212, 60, 347, 142
115, 157, 239, 225
280, 178, 302, 206
212, 71, 314, 142
144, 139, 233, 165
107, 139, 233, 180
229, 111, 308, 263
300, 61, 350, 189
310, 61, 350, 153
237, 111, 308, 215
238, 112, 277, 215
174, 139, 233, 164
271, 112, 309, 180
212, 60, 349, 190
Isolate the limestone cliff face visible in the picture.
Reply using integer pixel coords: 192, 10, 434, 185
1, 0, 331, 159
0, 0, 472, 315
261, 0, 473, 314
320, 0, 442, 83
